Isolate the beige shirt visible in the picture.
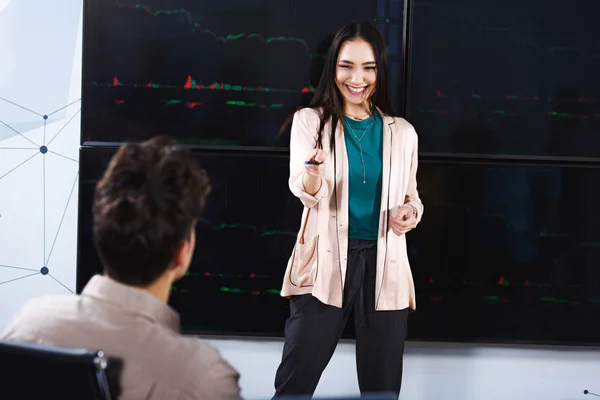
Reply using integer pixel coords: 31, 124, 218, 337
1, 275, 241, 400
280, 107, 424, 311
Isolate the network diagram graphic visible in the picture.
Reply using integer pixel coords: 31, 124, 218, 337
0, 95, 80, 294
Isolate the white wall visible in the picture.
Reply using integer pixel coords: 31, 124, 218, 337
0, 0, 82, 321
207, 338, 600, 400
0, 2, 599, 400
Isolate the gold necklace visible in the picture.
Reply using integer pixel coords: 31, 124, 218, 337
345, 112, 371, 121
344, 116, 373, 184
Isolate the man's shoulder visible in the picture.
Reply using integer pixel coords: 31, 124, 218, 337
0, 295, 80, 340
11, 295, 78, 319
168, 335, 225, 368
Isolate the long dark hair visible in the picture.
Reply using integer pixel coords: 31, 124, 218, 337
311, 21, 396, 150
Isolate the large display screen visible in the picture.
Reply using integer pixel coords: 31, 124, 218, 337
407, 159, 600, 344
78, 147, 600, 344
406, 0, 600, 158
81, 0, 405, 147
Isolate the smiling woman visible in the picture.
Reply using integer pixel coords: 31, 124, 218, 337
335, 39, 378, 117
274, 22, 424, 399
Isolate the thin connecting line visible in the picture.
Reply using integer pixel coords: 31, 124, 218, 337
46, 172, 79, 267
47, 99, 81, 117
48, 150, 78, 163
0, 96, 43, 117
0, 152, 39, 181
0, 273, 39, 285
49, 274, 74, 294
0, 98, 80, 294
0, 118, 39, 147
43, 154, 46, 268
47, 109, 80, 146
0, 264, 38, 272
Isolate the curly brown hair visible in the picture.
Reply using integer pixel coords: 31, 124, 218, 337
92, 136, 211, 286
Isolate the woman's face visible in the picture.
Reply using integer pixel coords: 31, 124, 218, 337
335, 38, 377, 111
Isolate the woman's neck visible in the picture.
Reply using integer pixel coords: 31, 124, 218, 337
344, 102, 371, 119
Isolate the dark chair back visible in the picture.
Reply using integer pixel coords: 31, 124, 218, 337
0, 340, 122, 400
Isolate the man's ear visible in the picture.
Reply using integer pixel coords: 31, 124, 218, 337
173, 223, 196, 272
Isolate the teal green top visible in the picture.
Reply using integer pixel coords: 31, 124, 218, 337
343, 111, 383, 240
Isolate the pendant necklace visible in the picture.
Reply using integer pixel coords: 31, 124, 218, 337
344, 115, 373, 184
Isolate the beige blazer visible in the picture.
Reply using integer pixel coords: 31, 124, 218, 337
280, 107, 424, 311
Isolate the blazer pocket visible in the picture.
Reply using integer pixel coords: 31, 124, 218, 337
289, 235, 319, 287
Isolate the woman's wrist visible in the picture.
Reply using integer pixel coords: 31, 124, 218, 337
403, 203, 418, 218
302, 173, 322, 196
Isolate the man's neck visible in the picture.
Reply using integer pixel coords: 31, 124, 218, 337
141, 276, 172, 303
104, 273, 173, 303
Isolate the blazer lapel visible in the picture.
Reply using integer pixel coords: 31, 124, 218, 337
376, 109, 395, 308
334, 120, 348, 217
378, 109, 394, 237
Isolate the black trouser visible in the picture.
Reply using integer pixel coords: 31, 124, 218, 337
274, 239, 409, 398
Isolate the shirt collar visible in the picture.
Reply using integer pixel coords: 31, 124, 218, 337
81, 275, 180, 332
